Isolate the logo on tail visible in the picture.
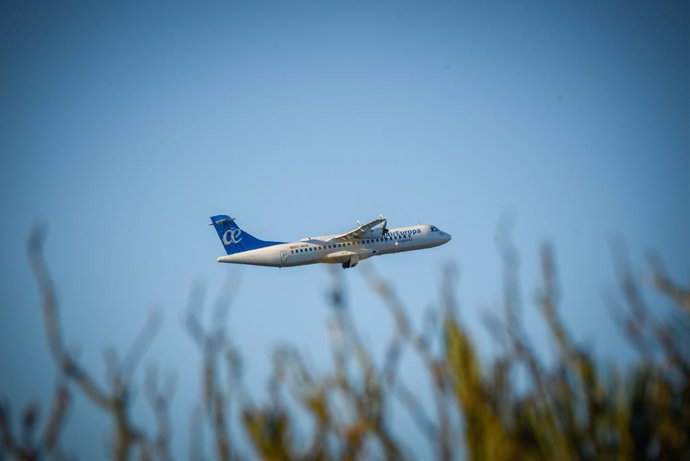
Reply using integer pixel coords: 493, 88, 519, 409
222, 228, 243, 245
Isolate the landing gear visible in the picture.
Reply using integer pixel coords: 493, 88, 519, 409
342, 256, 359, 269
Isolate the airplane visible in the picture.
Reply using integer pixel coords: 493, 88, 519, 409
209, 214, 451, 269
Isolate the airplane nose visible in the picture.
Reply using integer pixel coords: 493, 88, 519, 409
441, 231, 451, 243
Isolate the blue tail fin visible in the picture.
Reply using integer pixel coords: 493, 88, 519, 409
210, 215, 283, 255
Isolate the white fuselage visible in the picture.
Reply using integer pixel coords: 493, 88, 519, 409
217, 224, 451, 268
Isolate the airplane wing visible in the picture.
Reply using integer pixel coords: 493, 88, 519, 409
326, 215, 387, 242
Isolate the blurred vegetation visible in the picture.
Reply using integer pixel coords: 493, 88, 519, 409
1, 230, 689, 460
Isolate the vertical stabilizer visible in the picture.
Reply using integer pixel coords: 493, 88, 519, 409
210, 215, 283, 255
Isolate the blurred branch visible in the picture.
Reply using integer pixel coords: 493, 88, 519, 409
648, 252, 690, 313
24, 227, 166, 461
184, 273, 244, 461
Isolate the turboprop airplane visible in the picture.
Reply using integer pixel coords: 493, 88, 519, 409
210, 214, 451, 269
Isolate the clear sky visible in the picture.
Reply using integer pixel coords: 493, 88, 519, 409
1, 1, 688, 458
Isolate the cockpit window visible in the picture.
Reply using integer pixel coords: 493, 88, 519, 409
430, 226, 438, 232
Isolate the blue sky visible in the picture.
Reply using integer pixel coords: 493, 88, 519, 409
1, 1, 687, 458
